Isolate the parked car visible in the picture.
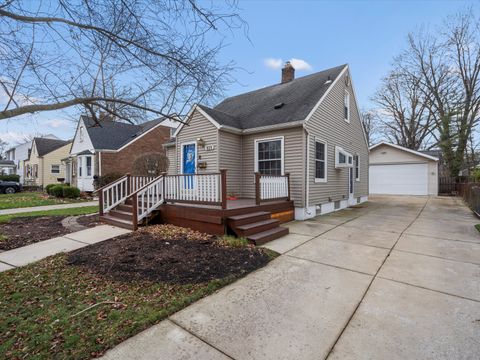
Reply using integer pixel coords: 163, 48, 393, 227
0, 179, 23, 194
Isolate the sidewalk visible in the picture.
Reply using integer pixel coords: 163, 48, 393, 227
0, 201, 98, 215
0, 225, 130, 272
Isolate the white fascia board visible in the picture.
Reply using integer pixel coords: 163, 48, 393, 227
370, 142, 439, 161
347, 66, 370, 150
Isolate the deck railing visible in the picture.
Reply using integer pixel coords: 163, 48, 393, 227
164, 169, 227, 209
255, 172, 290, 205
131, 176, 165, 228
98, 174, 156, 215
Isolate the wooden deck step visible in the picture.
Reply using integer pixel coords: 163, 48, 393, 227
100, 214, 135, 230
235, 219, 279, 237
109, 209, 132, 221
227, 212, 271, 227
247, 226, 289, 246
117, 204, 133, 212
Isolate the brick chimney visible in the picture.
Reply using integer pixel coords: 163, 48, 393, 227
281, 61, 295, 83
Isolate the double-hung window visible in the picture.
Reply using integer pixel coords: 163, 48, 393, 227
344, 90, 350, 122
315, 140, 327, 182
51, 165, 60, 174
256, 137, 283, 176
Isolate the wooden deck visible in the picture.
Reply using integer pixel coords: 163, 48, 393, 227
159, 198, 295, 236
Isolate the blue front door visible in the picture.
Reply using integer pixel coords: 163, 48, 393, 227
183, 144, 196, 189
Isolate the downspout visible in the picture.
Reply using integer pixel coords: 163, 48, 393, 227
98, 151, 102, 177
305, 129, 312, 217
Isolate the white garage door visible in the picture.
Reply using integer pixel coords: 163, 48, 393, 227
369, 163, 428, 195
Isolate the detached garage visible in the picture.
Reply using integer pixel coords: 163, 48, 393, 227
369, 142, 439, 196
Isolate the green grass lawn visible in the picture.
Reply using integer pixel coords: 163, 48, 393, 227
0, 206, 99, 223
0, 254, 235, 359
0, 192, 87, 210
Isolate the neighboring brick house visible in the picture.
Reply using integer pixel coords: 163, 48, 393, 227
67, 115, 178, 191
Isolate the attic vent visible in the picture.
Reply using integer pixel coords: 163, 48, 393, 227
324, 75, 332, 85
274, 102, 285, 109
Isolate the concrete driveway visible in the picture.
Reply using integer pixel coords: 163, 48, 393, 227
102, 196, 480, 360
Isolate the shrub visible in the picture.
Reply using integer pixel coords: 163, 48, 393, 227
95, 172, 123, 189
62, 186, 81, 198
0, 174, 20, 182
45, 184, 56, 195
51, 185, 66, 198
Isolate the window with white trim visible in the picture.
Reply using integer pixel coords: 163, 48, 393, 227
51, 165, 60, 174
315, 140, 326, 182
354, 154, 360, 181
335, 146, 353, 168
86, 156, 92, 176
256, 138, 283, 176
344, 90, 350, 122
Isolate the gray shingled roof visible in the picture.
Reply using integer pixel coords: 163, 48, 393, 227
81, 116, 164, 150
34, 138, 71, 157
202, 64, 347, 130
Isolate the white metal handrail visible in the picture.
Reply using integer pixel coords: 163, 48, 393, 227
134, 176, 165, 222
99, 175, 157, 214
101, 176, 129, 213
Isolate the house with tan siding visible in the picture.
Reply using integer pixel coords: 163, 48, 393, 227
165, 62, 369, 220
24, 138, 72, 187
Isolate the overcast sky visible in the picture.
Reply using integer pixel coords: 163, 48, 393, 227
0, 0, 476, 147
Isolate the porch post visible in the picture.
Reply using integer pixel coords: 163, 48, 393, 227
286, 173, 291, 201
162, 172, 166, 201
220, 169, 227, 210
126, 173, 131, 195
255, 172, 261, 205
98, 189, 104, 216
132, 192, 138, 230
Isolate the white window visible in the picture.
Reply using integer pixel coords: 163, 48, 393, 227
86, 156, 92, 176
51, 165, 60, 174
79, 126, 85, 142
315, 140, 327, 182
335, 146, 353, 168
354, 154, 360, 181
344, 90, 350, 122
78, 157, 82, 177
255, 137, 284, 176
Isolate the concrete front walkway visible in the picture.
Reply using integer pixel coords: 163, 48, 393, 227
101, 196, 480, 360
0, 225, 130, 271
0, 200, 98, 215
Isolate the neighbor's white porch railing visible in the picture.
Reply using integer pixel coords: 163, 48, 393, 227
255, 172, 290, 204
164, 170, 227, 208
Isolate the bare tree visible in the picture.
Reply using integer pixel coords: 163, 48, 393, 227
360, 108, 380, 146
132, 153, 169, 176
402, 10, 480, 176
0, 138, 7, 158
0, 0, 245, 123
372, 66, 435, 150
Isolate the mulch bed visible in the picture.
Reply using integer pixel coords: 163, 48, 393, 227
0, 215, 99, 251
68, 225, 273, 284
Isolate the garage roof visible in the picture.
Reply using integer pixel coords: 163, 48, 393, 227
369, 142, 439, 161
